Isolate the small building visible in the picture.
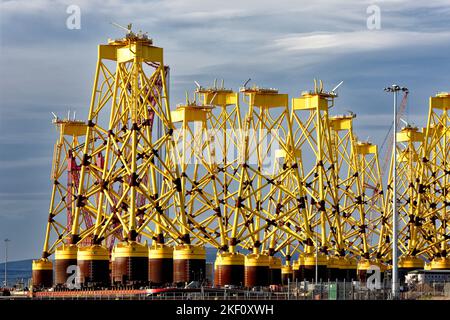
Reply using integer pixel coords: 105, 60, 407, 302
405, 270, 450, 285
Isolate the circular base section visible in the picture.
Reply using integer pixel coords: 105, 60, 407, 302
214, 258, 219, 287
303, 254, 328, 282
215, 252, 245, 287
149, 245, 173, 286
77, 245, 110, 288
32, 259, 53, 289
340, 257, 357, 281
357, 259, 385, 283
112, 242, 149, 286
399, 256, 425, 283
244, 254, 270, 287
173, 245, 206, 285
292, 256, 304, 282
54, 245, 78, 287
430, 257, 450, 270
357, 259, 372, 282
327, 256, 343, 281
269, 256, 282, 285
281, 265, 293, 285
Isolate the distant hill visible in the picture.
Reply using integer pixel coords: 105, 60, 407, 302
0, 259, 33, 287
0, 259, 33, 271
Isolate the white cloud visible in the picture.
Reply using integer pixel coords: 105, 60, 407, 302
2, 0, 448, 29
1, 0, 55, 13
273, 30, 450, 54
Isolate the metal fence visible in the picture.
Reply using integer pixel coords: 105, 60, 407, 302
401, 282, 450, 300
18, 280, 450, 300
30, 282, 394, 300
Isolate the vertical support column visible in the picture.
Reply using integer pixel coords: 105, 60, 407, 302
392, 88, 399, 299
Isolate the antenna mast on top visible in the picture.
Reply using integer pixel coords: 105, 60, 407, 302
111, 22, 133, 35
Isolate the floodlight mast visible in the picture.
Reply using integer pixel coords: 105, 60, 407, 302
4, 239, 10, 288
384, 84, 408, 300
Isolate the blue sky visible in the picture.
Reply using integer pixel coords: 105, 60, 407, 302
0, 0, 450, 261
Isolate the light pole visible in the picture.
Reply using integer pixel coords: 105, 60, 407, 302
4, 239, 10, 288
315, 220, 318, 285
384, 84, 408, 300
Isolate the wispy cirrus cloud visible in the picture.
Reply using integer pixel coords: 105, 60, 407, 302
273, 31, 450, 53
